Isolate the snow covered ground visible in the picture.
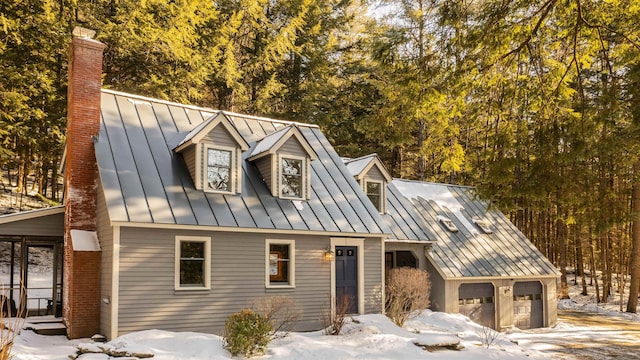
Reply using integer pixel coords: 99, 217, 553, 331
8, 282, 639, 360
3, 255, 639, 359
10, 312, 533, 360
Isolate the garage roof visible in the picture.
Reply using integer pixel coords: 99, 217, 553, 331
390, 179, 559, 278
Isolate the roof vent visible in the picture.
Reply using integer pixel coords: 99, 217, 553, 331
473, 218, 493, 234
437, 215, 459, 232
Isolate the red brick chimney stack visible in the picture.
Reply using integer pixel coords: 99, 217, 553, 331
64, 27, 106, 339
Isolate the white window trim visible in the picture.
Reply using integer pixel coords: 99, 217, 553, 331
175, 236, 211, 291
364, 179, 385, 213
202, 144, 238, 194
278, 154, 307, 200
265, 239, 296, 289
330, 237, 365, 315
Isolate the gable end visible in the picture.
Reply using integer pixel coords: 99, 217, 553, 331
175, 114, 249, 194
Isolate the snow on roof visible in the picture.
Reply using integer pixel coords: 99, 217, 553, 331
343, 155, 375, 176
393, 180, 479, 235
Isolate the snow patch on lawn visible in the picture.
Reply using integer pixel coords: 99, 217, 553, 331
11, 313, 533, 360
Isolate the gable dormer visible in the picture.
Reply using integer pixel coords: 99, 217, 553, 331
248, 125, 317, 200
174, 113, 249, 194
344, 154, 392, 213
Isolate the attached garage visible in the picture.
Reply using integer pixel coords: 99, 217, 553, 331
458, 283, 495, 329
383, 180, 560, 331
513, 281, 544, 329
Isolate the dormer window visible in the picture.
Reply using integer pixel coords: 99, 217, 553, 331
248, 125, 317, 200
173, 113, 249, 194
281, 157, 303, 199
365, 180, 383, 212
438, 215, 459, 232
343, 154, 392, 214
206, 147, 233, 192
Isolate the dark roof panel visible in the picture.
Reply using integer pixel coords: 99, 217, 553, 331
97, 90, 387, 235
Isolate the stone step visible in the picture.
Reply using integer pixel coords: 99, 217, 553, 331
24, 316, 67, 336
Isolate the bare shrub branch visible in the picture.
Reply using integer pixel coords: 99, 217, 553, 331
251, 296, 302, 339
386, 267, 431, 327
476, 325, 500, 349
321, 294, 353, 335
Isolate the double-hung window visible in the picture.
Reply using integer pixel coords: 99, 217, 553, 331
206, 147, 233, 193
281, 157, 304, 199
266, 239, 295, 288
365, 181, 383, 213
175, 236, 211, 290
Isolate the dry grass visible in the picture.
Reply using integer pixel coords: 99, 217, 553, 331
0, 289, 26, 360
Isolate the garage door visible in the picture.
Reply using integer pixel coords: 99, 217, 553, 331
458, 283, 495, 329
513, 281, 543, 329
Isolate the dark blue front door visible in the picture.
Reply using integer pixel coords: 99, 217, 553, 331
335, 246, 358, 314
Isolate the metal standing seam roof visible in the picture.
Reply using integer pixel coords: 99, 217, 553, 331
343, 154, 392, 182
389, 179, 559, 279
96, 89, 389, 236
248, 125, 292, 158
344, 155, 375, 177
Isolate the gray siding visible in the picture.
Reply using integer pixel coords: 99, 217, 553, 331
117, 227, 341, 335
278, 137, 307, 157
364, 238, 383, 313
96, 186, 114, 337
0, 212, 63, 237
424, 259, 446, 312
182, 146, 197, 188
364, 166, 386, 182
202, 124, 236, 147
255, 156, 273, 195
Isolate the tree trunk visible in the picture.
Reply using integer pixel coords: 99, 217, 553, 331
627, 161, 640, 313
51, 160, 59, 201
557, 202, 569, 299
575, 224, 587, 295
590, 238, 600, 302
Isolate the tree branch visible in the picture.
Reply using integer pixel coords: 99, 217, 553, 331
499, 0, 558, 62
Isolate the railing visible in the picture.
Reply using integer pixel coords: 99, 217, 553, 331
0, 286, 62, 317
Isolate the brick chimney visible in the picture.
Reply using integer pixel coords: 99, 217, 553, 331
63, 27, 105, 339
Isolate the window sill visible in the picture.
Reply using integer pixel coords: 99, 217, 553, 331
203, 189, 236, 195
265, 285, 295, 290
265, 286, 295, 293
174, 286, 211, 292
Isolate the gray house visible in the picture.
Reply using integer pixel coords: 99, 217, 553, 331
0, 29, 558, 339
0, 30, 386, 339
93, 90, 387, 339
345, 154, 560, 331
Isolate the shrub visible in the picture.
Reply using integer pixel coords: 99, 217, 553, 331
386, 267, 431, 327
251, 296, 301, 339
476, 324, 500, 348
223, 309, 272, 357
321, 294, 353, 335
